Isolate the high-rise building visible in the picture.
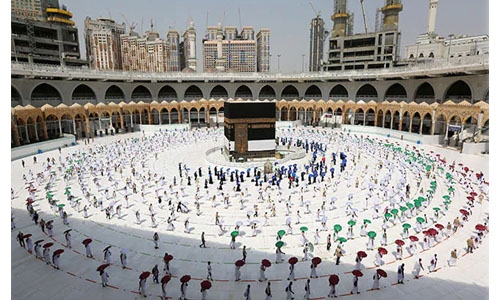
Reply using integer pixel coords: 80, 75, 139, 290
324, 0, 402, 71
11, 0, 86, 66
180, 21, 197, 71
167, 29, 180, 71
84, 17, 126, 70
120, 24, 169, 73
203, 23, 270, 73
256, 28, 270, 72
309, 16, 325, 72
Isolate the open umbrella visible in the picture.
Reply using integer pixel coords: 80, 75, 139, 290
430, 181, 437, 186
357, 251, 367, 258
406, 203, 414, 209
201, 280, 212, 290
377, 269, 387, 278
435, 224, 444, 230
367, 231, 376, 238
427, 228, 438, 236
416, 217, 425, 224
58, 204, 65, 208
352, 270, 363, 277
329, 274, 339, 285
391, 209, 399, 215
347, 220, 356, 227
34, 239, 44, 244
459, 209, 469, 216
231, 231, 239, 237
433, 207, 440, 212
333, 224, 342, 233
288, 257, 298, 265
363, 219, 371, 224
312, 257, 322, 265
96, 264, 110, 272
475, 224, 486, 232
409, 235, 419, 242
140, 271, 151, 280
300, 226, 308, 232
64, 229, 72, 234
43, 242, 53, 248
161, 274, 171, 284
235, 260, 245, 267
442, 195, 451, 200
262, 259, 272, 267
378, 247, 388, 255
399, 206, 408, 213
180, 275, 191, 283
103, 246, 112, 252
402, 223, 411, 229
384, 213, 392, 219
275, 241, 284, 248
470, 191, 478, 197
337, 237, 347, 243
26, 199, 34, 205
277, 230, 286, 238
22, 233, 32, 239
165, 254, 174, 262
418, 196, 426, 202
395, 239, 405, 246
53, 249, 64, 256
82, 238, 92, 245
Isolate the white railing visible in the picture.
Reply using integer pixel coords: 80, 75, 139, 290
11, 55, 488, 82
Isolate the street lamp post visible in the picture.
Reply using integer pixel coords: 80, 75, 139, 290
277, 54, 281, 73
302, 54, 305, 72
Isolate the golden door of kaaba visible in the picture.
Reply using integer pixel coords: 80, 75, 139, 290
234, 123, 248, 154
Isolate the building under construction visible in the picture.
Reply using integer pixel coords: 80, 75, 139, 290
323, 0, 402, 71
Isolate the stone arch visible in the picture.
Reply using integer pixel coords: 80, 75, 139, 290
12, 86, 21, 107
392, 111, 400, 130
185, 85, 203, 100
105, 85, 125, 102
170, 107, 179, 124
410, 111, 422, 133
45, 114, 60, 139
259, 85, 276, 100
31, 83, 62, 107
414, 82, 435, 104
401, 111, 411, 132
365, 108, 376, 126
434, 114, 447, 135
384, 83, 407, 102
131, 85, 152, 101
281, 85, 299, 100
356, 84, 378, 101
72, 84, 97, 104
235, 85, 253, 100
353, 108, 364, 125
210, 85, 228, 99
304, 85, 322, 100
422, 113, 432, 134
329, 84, 348, 99
158, 85, 177, 101
444, 80, 472, 103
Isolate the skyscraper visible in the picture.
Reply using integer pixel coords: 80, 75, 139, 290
181, 21, 197, 71
167, 29, 181, 72
256, 28, 270, 72
309, 16, 325, 72
84, 17, 126, 70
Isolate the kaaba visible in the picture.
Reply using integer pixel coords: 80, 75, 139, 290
224, 101, 276, 160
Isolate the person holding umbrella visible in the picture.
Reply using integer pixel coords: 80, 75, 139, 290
25, 235, 33, 254
152, 264, 160, 284
287, 259, 296, 281
34, 241, 42, 259
397, 263, 405, 284
64, 230, 71, 248
200, 280, 211, 300
235, 261, 242, 281
100, 269, 109, 287
180, 280, 188, 300
120, 249, 128, 269
351, 272, 361, 294
160, 275, 170, 300
139, 275, 147, 297
43, 245, 51, 265
328, 275, 339, 298
372, 271, 381, 290
83, 239, 93, 258
52, 249, 63, 269
46, 221, 53, 237
104, 246, 112, 264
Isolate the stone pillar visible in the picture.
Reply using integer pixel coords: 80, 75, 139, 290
12, 123, 20, 147
139, 113, 142, 125
85, 116, 91, 136
419, 118, 424, 134
363, 112, 366, 126
430, 110, 436, 135
178, 110, 182, 124
58, 118, 63, 136
444, 122, 450, 144
476, 112, 484, 142
287, 109, 290, 121
408, 118, 413, 133
168, 111, 172, 124
34, 123, 39, 141
73, 119, 77, 136
120, 113, 124, 130
390, 114, 393, 130
197, 110, 200, 124
158, 111, 162, 125
148, 111, 152, 125
25, 125, 30, 143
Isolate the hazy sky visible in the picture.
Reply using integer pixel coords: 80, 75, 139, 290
42, 0, 490, 72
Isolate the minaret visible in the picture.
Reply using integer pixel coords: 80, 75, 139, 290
427, 0, 439, 34
381, 0, 403, 32
185, 20, 197, 71
331, 0, 349, 37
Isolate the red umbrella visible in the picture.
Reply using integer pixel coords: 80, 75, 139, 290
180, 275, 191, 283
352, 270, 363, 277
427, 228, 438, 236
165, 254, 174, 262
312, 257, 322, 265
96, 263, 110, 272
26, 199, 34, 205
464, 167, 469, 172
377, 269, 387, 278
475, 224, 486, 231
140, 271, 151, 280
435, 224, 444, 230
378, 247, 388, 255
467, 196, 475, 201
329, 274, 340, 285
34, 239, 44, 244
288, 257, 298, 265
82, 238, 92, 245
409, 235, 419, 242
201, 280, 212, 290
43, 242, 53, 248
22, 233, 32, 239
459, 209, 469, 216
470, 191, 478, 197
161, 275, 171, 284
357, 251, 367, 258
235, 260, 245, 267
53, 249, 64, 256
261, 259, 272, 268
395, 239, 405, 246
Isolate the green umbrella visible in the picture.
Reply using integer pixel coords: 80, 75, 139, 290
277, 230, 286, 238
414, 201, 422, 208
337, 237, 347, 243
448, 187, 455, 192
231, 231, 239, 237
430, 181, 437, 186
433, 207, 441, 211
445, 173, 452, 178
367, 231, 376, 238
363, 219, 371, 224
427, 189, 434, 193
300, 226, 308, 232
406, 203, 414, 209
384, 212, 392, 219
333, 224, 342, 233
64, 190, 71, 195
65, 186, 71, 190
57, 204, 65, 208
275, 241, 284, 248
416, 217, 425, 224
399, 206, 408, 212
426, 165, 432, 171
443, 200, 451, 205
47, 194, 54, 199
442, 195, 450, 200
402, 223, 411, 229
347, 220, 356, 227
418, 196, 426, 202
391, 209, 399, 215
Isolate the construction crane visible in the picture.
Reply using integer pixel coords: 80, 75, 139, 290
360, 0, 368, 34
309, 0, 321, 18
121, 14, 136, 32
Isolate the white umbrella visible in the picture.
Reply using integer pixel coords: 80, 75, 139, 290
235, 221, 243, 227
120, 248, 128, 254
331, 196, 338, 202
247, 211, 253, 216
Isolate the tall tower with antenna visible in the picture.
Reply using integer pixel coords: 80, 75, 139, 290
309, 1, 326, 72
